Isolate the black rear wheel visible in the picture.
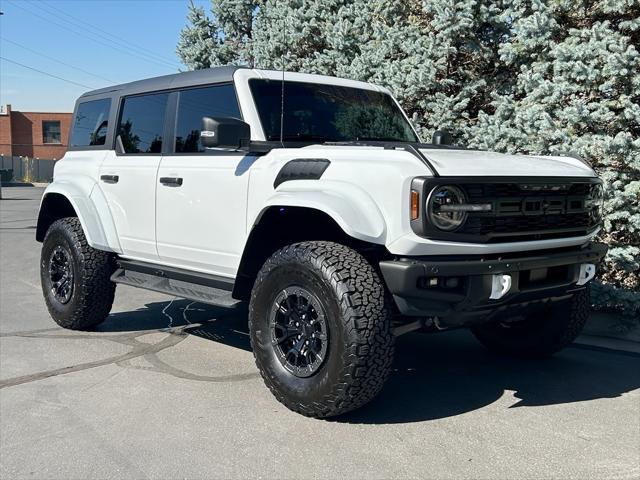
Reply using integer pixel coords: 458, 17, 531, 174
249, 241, 394, 418
471, 287, 590, 357
41, 217, 116, 330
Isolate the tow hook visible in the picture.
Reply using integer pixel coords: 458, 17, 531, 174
577, 263, 596, 286
490, 274, 512, 300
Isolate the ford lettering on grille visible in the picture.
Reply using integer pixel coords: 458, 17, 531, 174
420, 180, 601, 243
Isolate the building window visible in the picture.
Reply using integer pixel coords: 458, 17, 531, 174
42, 121, 61, 144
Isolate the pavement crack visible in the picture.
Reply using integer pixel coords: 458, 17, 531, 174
0, 330, 188, 389
182, 300, 198, 325
18, 279, 41, 291
0, 315, 258, 388
160, 298, 177, 331
133, 352, 259, 383
0, 226, 37, 230
0, 327, 62, 337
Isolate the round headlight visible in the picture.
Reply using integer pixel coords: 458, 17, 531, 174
593, 184, 604, 207
587, 183, 604, 219
427, 185, 467, 231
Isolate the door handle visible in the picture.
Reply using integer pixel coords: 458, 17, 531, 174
100, 175, 119, 184
159, 177, 183, 187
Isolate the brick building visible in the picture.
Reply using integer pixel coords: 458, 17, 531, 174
0, 104, 72, 160
0, 104, 72, 182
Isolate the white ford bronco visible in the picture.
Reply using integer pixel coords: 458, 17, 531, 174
38, 67, 607, 417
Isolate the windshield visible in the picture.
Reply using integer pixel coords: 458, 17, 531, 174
249, 79, 418, 143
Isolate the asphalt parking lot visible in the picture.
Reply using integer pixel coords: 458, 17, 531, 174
1, 186, 639, 480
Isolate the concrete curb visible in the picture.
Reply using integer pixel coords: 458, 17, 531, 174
0, 182, 49, 187
574, 334, 640, 355
584, 311, 640, 344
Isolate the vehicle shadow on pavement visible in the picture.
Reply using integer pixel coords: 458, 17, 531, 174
99, 299, 640, 425
99, 299, 253, 353
339, 331, 640, 424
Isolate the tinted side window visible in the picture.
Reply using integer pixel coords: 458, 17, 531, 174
175, 84, 241, 153
118, 93, 169, 154
70, 98, 111, 146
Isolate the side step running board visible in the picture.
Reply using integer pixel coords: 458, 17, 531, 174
111, 259, 241, 308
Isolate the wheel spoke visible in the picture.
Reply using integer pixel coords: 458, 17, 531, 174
296, 293, 303, 312
303, 348, 314, 364
273, 324, 300, 344
284, 291, 294, 312
293, 336, 305, 353
286, 337, 305, 360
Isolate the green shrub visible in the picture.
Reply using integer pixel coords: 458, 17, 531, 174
0, 169, 13, 182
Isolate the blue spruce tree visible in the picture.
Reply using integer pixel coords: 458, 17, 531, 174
176, 0, 640, 317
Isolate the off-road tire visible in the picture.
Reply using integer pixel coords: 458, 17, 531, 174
249, 241, 394, 418
471, 287, 590, 357
40, 217, 116, 330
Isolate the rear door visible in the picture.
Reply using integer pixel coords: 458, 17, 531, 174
155, 83, 251, 277
98, 91, 170, 261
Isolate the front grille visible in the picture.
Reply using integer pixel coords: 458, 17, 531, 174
459, 181, 600, 241
412, 177, 602, 243
464, 182, 592, 198
463, 212, 592, 236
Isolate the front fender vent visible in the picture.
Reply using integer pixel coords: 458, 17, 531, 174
274, 159, 330, 189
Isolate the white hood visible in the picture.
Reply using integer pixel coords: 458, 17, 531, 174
420, 149, 596, 177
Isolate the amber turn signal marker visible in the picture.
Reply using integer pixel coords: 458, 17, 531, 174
410, 190, 419, 220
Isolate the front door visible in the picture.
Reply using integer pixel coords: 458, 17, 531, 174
98, 91, 170, 261
155, 83, 251, 278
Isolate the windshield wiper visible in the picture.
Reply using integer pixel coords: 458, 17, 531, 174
356, 137, 412, 142
268, 133, 332, 142
326, 139, 412, 147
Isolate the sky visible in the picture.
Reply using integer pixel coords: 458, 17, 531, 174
0, 0, 209, 112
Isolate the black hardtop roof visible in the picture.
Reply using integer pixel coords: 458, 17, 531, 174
78, 66, 244, 99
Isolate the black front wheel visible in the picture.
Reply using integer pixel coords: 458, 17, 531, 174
268, 285, 329, 378
249, 241, 394, 418
41, 217, 116, 330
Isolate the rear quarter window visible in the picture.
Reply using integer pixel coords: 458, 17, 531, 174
70, 98, 111, 147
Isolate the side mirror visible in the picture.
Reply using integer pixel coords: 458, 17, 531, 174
432, 130, 452, 146
201, 117, 250, 150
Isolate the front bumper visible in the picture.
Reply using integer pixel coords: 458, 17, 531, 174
379, 242, 608, 326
